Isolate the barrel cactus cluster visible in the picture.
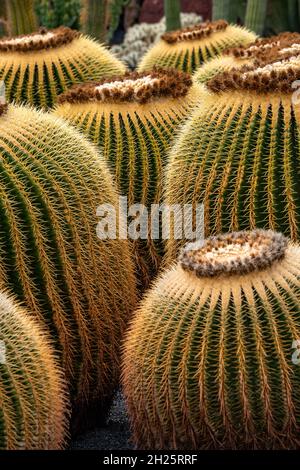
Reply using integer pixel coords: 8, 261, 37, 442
0, 101, 136, 440
1, 0, 300, 453
165, 46, 300, 264
54, 69, 202, 286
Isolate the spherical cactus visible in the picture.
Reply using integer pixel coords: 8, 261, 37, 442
54, 69, 203, 286
165, 53, 300, 263
0, 290, 67, 449
193, 32, 300, 85
123, 229, 300, 450
138, 20, 257, 74
0, 26, 126, 109
0, 102, 137, 430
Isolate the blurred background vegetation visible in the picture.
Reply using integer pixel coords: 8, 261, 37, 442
0, 0, 299, 44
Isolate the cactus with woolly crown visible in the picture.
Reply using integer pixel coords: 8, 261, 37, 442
165, 49, 300, 263
193, 32, 300, 85
138, 20, 257, 74
123, 229, 300, 449
54, 69, 202, 287
0, 102, 136, 431
0, 26, 126, 110
0, 290, 67, 449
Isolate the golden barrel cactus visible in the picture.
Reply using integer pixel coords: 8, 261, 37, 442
138, 20, 257, 74
0, 102, 136, 429
0, 26, 126, 109
193, 32, 300, 85
0, 291, 67, 449
165, 52, 300, 263
123, 229, 300, 449
54, 69, 203, 286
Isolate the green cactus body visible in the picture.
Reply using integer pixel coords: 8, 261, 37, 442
6, 0, 38, 35
245, 0, 268, 35
165, 55, 300, 263
0, 291, 67, 449
81, 0, 109, 42
123, 230, 300, 449
164, 0, 181, 32
138, 20, 257, 74
0, 103, 136, 430
54, 70, 202, 287
0, 26, 126, 110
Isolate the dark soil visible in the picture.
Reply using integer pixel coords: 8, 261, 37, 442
70, 391, 134, 450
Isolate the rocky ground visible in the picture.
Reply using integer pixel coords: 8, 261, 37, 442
70, 391, 134, 450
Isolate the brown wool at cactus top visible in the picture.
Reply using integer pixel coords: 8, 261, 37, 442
207, 53, 300, 94
0, 26, 79, 52
179, 230, 288, 278
161, 19, 228, 44
224, 32, 300, 59
57, 69, 193, 105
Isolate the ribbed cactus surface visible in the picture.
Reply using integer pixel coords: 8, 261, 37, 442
0, 26, 126, 109
0, 103, 136, 429
54, 70, 202, 287
165, 54, 300, 263
123, 230, 300, 449
138, 20, 257, 74
6, 0, 38, 35
0, 291, 67, 449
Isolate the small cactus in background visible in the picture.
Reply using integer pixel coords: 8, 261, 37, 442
54, 69, 202, 287
5, 0, 38, 35
123, 229, 300, 449
112, 13, 202, 70
138, 20, 257, 74
80, 0, 129, 43
0, 102, 136, 431
165, 50, 300, 263
0, 290, 68, 449
245, 0, 268, 35
0, 26, 126, 109
36, 0, 81, 29
164, 0, 181, 32
193, 32, 300, 84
